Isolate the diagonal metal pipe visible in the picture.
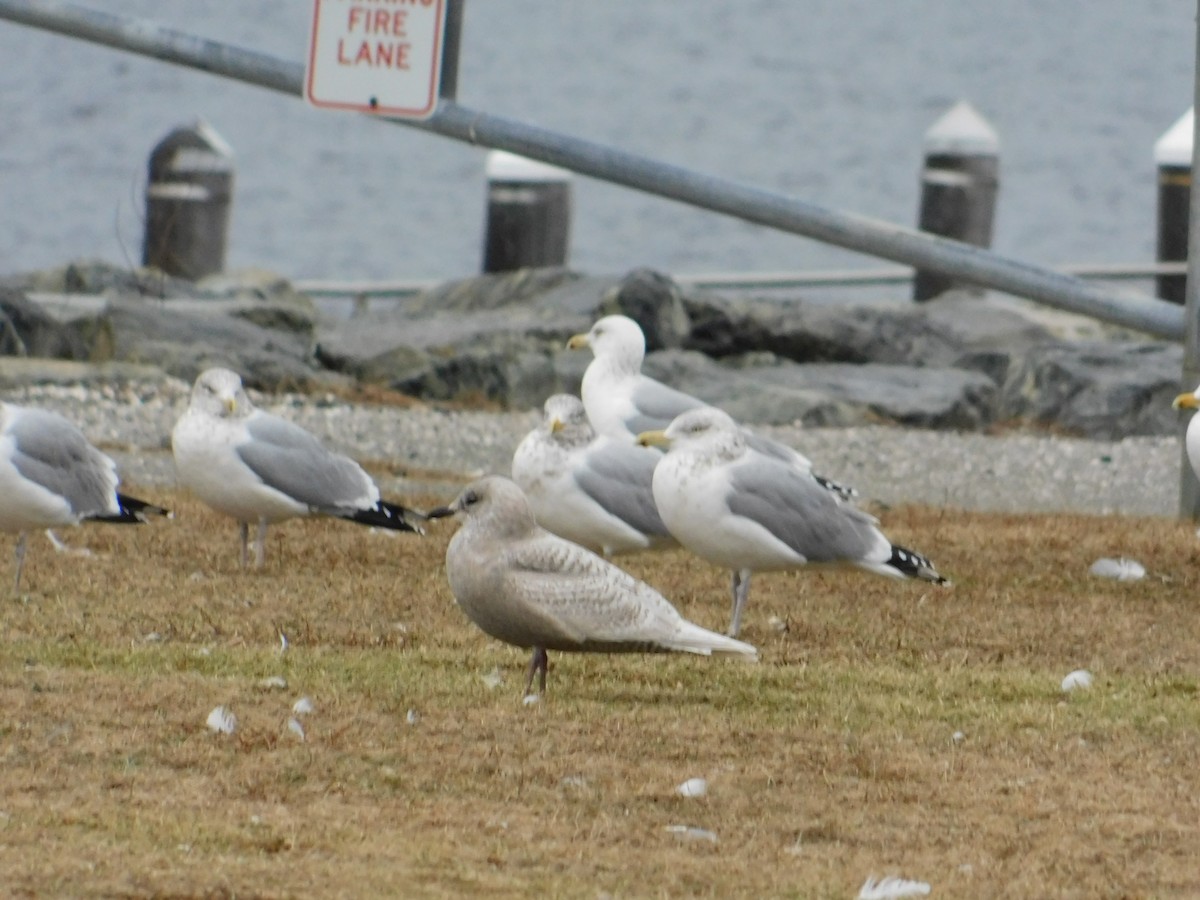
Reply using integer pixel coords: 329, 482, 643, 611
0, 0, 1186, 340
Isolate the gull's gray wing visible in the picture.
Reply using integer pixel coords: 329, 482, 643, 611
624, 377, 705, 434
573, 443, 670, 538
238, 413, 375, 512
726, 454, 880, 563
744, 430, 812, 469
7, 408, 117, 516
500, 535, 677, 646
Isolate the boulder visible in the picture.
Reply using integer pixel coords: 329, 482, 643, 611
644, 349, 996, 429
0, 289, 114, 360
596, 268, 691, 350
997, 341, 1182, 438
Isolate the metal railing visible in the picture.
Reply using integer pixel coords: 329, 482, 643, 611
0, 0, 1188, 341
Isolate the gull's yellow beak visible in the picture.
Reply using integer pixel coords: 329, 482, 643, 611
566, 332, 590, 350
637, 429, 670, 448
224, 396, 238, 415
549, 417, 565, 434
1173, 392, 1199, 411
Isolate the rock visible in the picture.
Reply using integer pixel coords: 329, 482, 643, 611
684, 289, 1056, 367
0, 357, 167, 390
596, 268, 691, 350
644, 349, 996, 429
106, 298, 324, 391
0, 261, 1187, 440
0, 289, 114, 361
9, 259, 198, 299
314, 271, 615, 403
997, 340, 1181, 438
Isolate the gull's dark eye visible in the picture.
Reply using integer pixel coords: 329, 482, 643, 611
462, 490, 479, 507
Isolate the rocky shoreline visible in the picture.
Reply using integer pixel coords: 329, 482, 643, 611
2, 261, 1185, 439
0, 260, 1190, 517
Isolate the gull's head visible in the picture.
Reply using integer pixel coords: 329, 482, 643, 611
1173, 386, 1200, 411
542, 394, 592, 446
426, 476, 537, 537
190, 367, 252, 419
567, 315, 646, 370
639, 407, 740, 452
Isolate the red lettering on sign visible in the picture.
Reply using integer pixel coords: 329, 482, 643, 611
345, 5, 408, 36
336, 38, 413, 69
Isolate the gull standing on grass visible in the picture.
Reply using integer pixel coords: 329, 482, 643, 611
427, 476, 757, 696
639, 407, 948, 638
172, 367, 424, 568
0, 402, 170, 594
566, 314, 855, 499
511, 393, 674, 557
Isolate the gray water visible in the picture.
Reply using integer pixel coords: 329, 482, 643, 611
0, 1, 1193, 284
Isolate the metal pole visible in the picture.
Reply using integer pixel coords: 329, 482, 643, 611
0, 0, 1186, 340
438, 0, 463, 101
1179, 3, 1200, 519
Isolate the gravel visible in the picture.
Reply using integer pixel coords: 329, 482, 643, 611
0, 378, 1184, 518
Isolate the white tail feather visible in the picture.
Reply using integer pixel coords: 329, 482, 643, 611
668, 620, 758, 660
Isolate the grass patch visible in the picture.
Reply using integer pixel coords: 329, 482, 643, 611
0, 492, 1198, 897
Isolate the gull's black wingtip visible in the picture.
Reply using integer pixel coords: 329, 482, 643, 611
90, 493, 172, 524
889, 544, 950, 586
346, 500, 426, 535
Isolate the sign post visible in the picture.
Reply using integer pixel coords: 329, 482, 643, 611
305, 0, 447, 118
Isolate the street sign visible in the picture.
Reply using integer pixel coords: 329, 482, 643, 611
305, 0, 447, 118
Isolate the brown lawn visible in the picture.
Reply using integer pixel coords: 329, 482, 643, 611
0, 489, 1197, 898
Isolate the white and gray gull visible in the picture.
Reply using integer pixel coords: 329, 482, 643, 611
427, 475, 757, 695
511, 393, 674, 557
0, 402, 169, 594
566, 314, 854, 500
172, 367, 423, 568
639, 407, 948, 638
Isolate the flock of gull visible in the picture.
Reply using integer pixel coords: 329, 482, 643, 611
31, 312, 1200, 696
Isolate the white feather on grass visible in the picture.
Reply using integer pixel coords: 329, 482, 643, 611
1061, 669, 1093, 692
206, 705, 237, 735
292, 696, 314, 715
1088, 557, 1145, 581
857, 875, 931, 899
676, 777, 707, 798
287, 717, 306, 741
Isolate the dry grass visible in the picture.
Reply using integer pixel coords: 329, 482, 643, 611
2, 489, 1199, 899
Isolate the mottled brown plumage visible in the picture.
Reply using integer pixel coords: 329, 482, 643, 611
428, 476, 756, 695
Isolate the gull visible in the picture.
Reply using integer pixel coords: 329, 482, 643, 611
0, 402, 169, 593
427, 476, 757, 695
172, 367, 423, 568
1173, 385, 1200, 480
639, 407, 948, 637
511, 393, 674, 556
566, 314, 854, 499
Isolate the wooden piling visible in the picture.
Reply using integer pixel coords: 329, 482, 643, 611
913, 101, 999, 301
1155, 109, 1192, 304
142, 121, 235, 280
482, 150, 571, 273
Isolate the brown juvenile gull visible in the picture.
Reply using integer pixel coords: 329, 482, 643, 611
566, 314, 855, 500
172, 367, 423, 568
639, 407, 948, 638
427, 475, 757, 695
0, 402, 169, 594
511, 393, 674, 556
